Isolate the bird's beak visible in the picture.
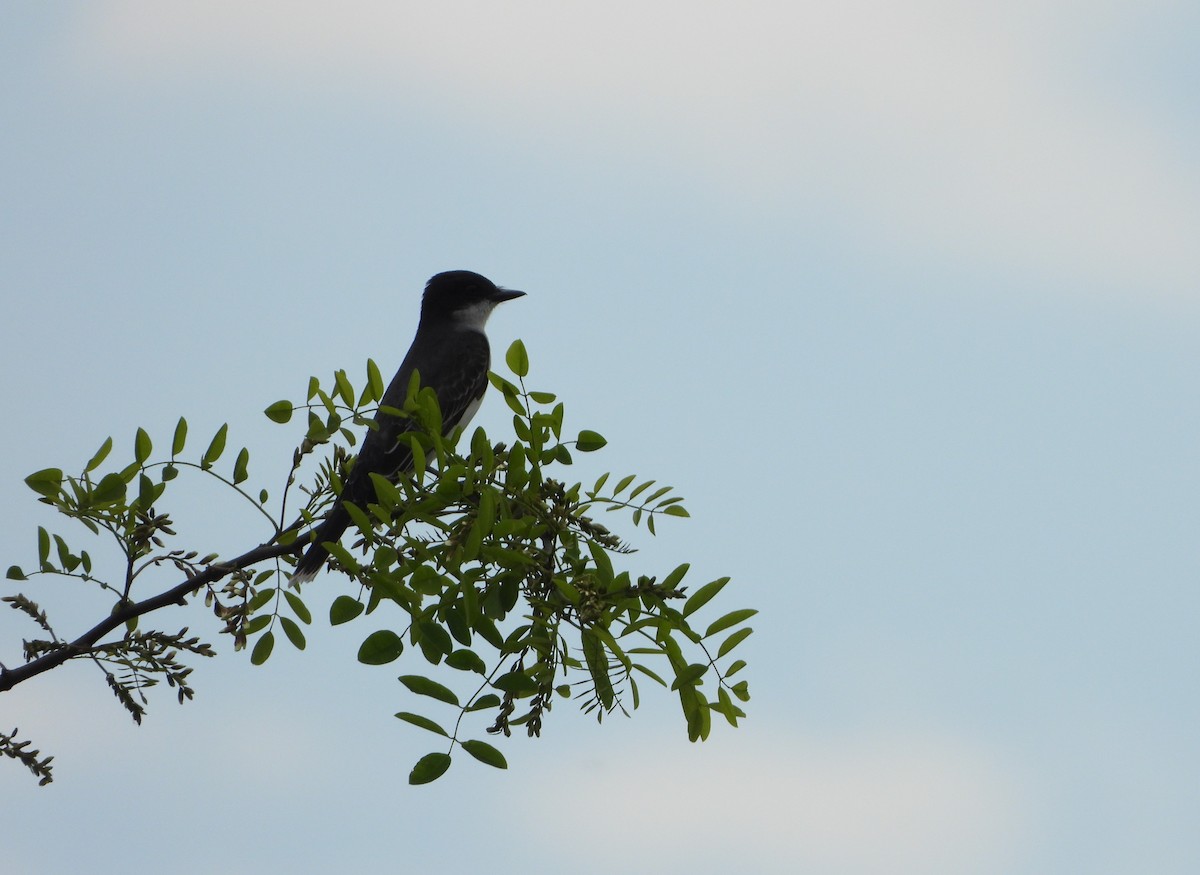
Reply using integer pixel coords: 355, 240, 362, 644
491, 288, 526, 303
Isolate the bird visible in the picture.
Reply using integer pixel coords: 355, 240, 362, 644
291, 270, 525, 583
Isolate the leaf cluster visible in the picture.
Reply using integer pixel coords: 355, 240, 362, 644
258, 342, 753, 781
0, 727, 54, 785
1, 341, 752, 785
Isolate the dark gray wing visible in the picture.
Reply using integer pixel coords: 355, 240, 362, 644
293, 326, 492, 582
340, 328, 490, 510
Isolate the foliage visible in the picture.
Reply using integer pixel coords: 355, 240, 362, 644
1, 341, 752, 784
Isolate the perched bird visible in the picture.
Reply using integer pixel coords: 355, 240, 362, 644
291, 270, 525, 583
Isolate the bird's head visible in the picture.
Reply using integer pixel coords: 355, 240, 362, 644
422, 270, 525, 330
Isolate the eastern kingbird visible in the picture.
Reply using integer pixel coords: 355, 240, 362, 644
291, 270, 525, 583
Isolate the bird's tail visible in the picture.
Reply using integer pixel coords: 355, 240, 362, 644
289, 549, 324, 585
290, 506, 350, 584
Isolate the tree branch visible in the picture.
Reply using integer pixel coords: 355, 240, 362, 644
0, 538, 301, 694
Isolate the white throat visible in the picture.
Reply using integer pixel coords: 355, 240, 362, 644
453, 300, 497, 332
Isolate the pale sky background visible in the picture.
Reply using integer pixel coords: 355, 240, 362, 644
2, 2, 1198, 873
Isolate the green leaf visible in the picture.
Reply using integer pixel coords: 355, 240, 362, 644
117, 459, 141, 483
631, 662, 667, 687
582, 629, 615, 709
201, 423, 228, 470
367, 358, 385, 402
678, 684, 701, 740
551, 577, 581, 604
588, 539, 615, 585
704, 608, 758, 638
305, 410, 328, 443
170, 417, 187, 456
476, 487, 496, 537
487, 372, 517, 394
92, 473, 127, 506
690, 694, 713, 741
408, 438, 427, 483
398, 675, 460, 706
248, 583, 276, 612
592, 624, 630, 670
732, 680, 750, 702
86, 438, 113, 473
445, 649, 487, 674
330, 595, 364, 625
461, 740, 507, 769
466, 694, 501, 712
409, 565, 444, 596
232, 448, 250, 484
280, 616, 306, 650
612, 474, 636, 496
529, 391, 556, 404
492, 671, 539, 697
342, 502, 374, 540
714, 686, 746, 726
473, 615, 504, 649
717, 627, 753, 658
409, 752, 452, 785
445, 605, 472, 647
576, 430, 607, 452
250, 631, 275, 665
505, 339, 529, 377
247, 587, 276, 613
394, 712, 449, 737
670, 662, 708, 691
645, 485, 673, 503
368, 472, 403, 510
462, 517, 482, 563
137, 473, 160, 511
416, 620, 454, 663
663, 505, 690, 518
334, 369, 355, 406
264, 401, 293, 424
24, 468, 63, 498
358, 630, 404, 665
162, 464, 178, 482
502, 388, 527, 416
661, 634, 687, 672
6, 565, 26, 580
629, 479, 655, 500
682, 574, 728, 617
284, 591, 312, 624
134, 427, 153, 464
52, 534, 71, 570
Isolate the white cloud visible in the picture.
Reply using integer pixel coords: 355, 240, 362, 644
62, 1, 1200, 300
519, 726, 1028, 875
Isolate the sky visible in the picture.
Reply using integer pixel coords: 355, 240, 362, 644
2, 2, 1198, 872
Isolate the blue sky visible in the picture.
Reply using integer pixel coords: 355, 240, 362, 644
2, 3, 1198, 873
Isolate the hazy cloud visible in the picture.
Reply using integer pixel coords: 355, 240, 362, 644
64, 1, 1200, 301
517, 727, 1027, 874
